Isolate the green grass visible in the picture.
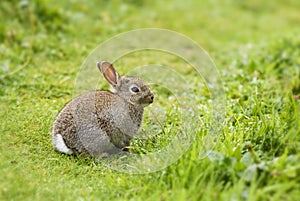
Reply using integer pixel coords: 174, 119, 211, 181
1, 0, 300, 200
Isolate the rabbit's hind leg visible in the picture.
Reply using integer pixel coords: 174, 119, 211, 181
52, 134, 73, 154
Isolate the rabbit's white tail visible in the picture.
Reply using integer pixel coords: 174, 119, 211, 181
53, 134, 73, 154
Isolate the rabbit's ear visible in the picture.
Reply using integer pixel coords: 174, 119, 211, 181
97, 61, 120, 86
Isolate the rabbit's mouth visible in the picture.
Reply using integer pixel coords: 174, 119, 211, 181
139, 93, 154, 106
128, 93, 154, 106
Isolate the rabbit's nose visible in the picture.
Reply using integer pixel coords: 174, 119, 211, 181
149, 94, 154, 103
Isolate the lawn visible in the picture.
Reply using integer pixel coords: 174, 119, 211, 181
1, 0, 300, 200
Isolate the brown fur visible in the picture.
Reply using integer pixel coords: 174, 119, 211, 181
52, 62, 153, 157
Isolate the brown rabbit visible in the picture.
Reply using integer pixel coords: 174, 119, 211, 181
52, 62, 154, 157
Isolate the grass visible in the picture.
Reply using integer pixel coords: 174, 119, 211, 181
1, 0, 300, 200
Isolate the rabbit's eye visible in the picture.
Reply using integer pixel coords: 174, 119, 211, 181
131, 86, 140, 93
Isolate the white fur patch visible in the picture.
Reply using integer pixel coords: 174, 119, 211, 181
53, 134, 73, 154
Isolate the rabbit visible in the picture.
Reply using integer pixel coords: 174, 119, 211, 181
52, 61, 154, 157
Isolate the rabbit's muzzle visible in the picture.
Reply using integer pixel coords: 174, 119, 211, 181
148, 93, 154, 103
141, 93, 154, 105
145, 93, 154, 104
